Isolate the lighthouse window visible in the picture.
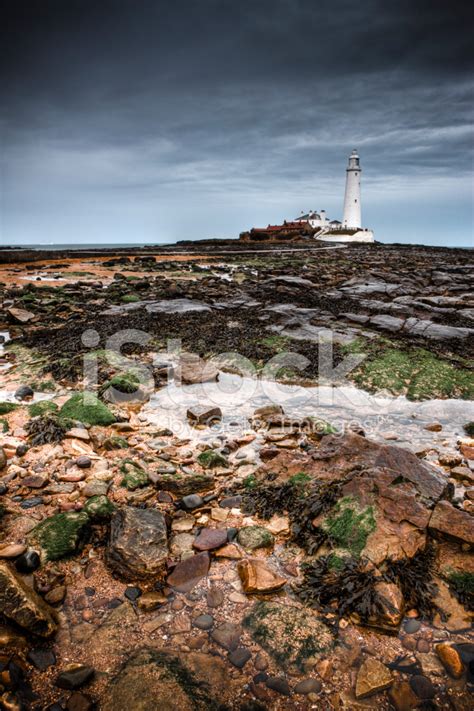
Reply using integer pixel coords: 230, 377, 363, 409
355, 172, 358, 176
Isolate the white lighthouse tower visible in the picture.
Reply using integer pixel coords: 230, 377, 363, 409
342, 149, 362, 228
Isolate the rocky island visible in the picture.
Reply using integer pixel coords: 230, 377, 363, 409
0, 240, 473, 710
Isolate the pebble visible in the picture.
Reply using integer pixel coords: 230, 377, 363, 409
206, 587, 224, 608
0, 544, 26, 558
181, 494, 203, 510
193, 614, 214, 630
409, 675, 435, 699
266, 676, 291, 696
294, 678, 322, 695
76, 456, 92, 469
435, 642, 464, 678
404, 618, 421, 633
124, 586, 142, 601
27, 648, 57, 671
15, 550, 41, 573
55, 664, 95, 690
228, 647, 251, 668
254, 653, 268, 671
15, 385, 34, 400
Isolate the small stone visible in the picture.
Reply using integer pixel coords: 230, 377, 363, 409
16, 444, 29, 457
55, 664, 95, 690
15, 385, 34, 400
193, 614, 214, 630
254, 653, 268, 671
417, 638, 431, 654
266, 676, 291, 696
355, 658, 393, 699
401, 636, 417, 651
192, 528, 228, 551
27, 647, 56, 671
237, 558, 287, 593
211, 622, 242, 651
15, 550, 41, 573
181, 494, 204, 510
187, 405, 222, 425
137, 591, 167, 611
435, 642, 464, 678
167, 552, 210, 592
206, 587, 224, 608
409, 675, 435, 699
424, 422, 442, 432
214, 543, 242, 559
66, 692, 93, 711
0, 544, 26, 559
389, 680, 421, 711
404, 619, 421, 634
44, 585, 66, 604
228, 647, 251, 668
76, 456, 92, 469
124, 587, 141, 601
237, 526, 274, 550
294, 679, 322, 695
219, 496, 242, 509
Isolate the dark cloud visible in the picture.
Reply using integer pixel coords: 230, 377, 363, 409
1, 0, 473, 245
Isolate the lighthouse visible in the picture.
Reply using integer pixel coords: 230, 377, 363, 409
342, 149, 362, 228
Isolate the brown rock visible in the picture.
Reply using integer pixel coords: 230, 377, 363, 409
106, 507, 168, 580
237, 558, 287, 594
373, 581, 404, 629
137, 591, 167, 612
0, 562, 57, 637
435, 642, 465, 678
429, 501, 474, 545
167, 552, 210, 592
178, 353, 219, 385
186, 405, 222, 425
7, 307, 35, 323
355, 658, 393, 699
388, 680, 421, 710
214, 543, 242, 559
192, 528, 228, 551
0, 544, 27, 559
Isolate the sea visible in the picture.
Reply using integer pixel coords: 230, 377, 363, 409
3, 242, 169, 251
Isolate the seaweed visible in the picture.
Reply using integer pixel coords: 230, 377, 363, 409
446, 571, 474, 611
386, 545, 439, 621
242, 478, 343, 555
25, 413, 68, 445
295, 555, 389, 623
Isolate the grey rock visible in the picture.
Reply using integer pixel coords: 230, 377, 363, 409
107, 507, 168, 580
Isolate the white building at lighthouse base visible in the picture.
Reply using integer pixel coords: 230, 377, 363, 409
317, 228, 374, 243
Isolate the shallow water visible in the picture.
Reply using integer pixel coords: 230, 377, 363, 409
142, 371, 474, 452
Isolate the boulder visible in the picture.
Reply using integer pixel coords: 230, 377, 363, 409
0, 561, 57, 637
107, 507, 168, 579
28, 511, 90, 562
243, 601, 333, 672
429, 501, 474, 545
102, 649, 224, 711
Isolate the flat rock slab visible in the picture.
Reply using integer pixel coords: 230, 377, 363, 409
0, 562, 57, 637
238, 558, 287, 594
107, 507, 168, 580
355, 658, 393, 698
167, 552, 210, 592
192, 529, 228, 551
429, 501, 474, 545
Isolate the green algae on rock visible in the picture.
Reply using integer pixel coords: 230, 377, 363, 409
237, 525, 274, 550
120, 460, 149, 490
28, 400, 58, 417
83, 495, 116, 520
59, 393, 116, 426
321, 495, 376, 558
28, 511, 90, 561
0, 402, 20, 415
197, 450, 228, 469
243, 600, 333, 671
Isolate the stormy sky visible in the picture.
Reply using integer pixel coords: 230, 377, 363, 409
1, 0, 473, 246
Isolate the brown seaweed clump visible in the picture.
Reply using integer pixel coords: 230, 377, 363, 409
295, 555, 391, 624
386, 545, 440, 621
25, 413, 69, 446
242, 477, 343, 555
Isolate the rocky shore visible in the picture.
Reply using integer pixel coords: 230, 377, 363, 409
0, 241, 473, 709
